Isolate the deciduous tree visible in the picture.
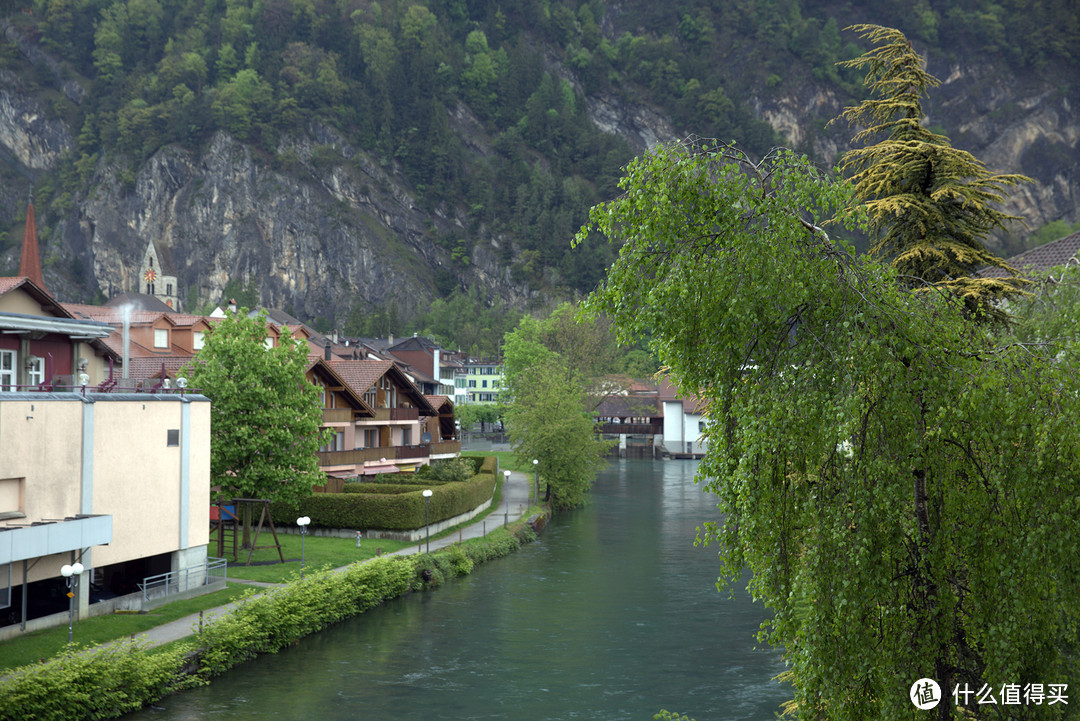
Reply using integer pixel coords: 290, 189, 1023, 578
186, 310, 330, 543
577, 138, 1080, 720
503, 308, 612, 509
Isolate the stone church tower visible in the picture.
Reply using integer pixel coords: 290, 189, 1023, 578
137, 240, 181, 310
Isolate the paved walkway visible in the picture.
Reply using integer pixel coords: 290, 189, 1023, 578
127, 469, 535, 649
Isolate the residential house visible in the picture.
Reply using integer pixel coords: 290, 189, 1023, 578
325, 359, 444, 475
464, 358, 504, 404
657, 377, 709, 458
0, 277, 210, 636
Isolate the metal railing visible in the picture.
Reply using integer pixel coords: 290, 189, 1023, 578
138, 557, 228, 604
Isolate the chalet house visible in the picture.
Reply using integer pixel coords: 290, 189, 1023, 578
324, 359, 450, 475
423, 395, 460, 461
0, 277, 211, 637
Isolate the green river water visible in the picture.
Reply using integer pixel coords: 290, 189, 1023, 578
131, 458, 789, 721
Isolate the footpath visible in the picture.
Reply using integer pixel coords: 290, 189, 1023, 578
126, 469, 535, 649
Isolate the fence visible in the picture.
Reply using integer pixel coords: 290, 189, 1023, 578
138, 557, 228, 606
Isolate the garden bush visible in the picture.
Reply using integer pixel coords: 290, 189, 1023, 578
0, 639, 200, 721
272, 457, 498, 531
196, 556, 415, 679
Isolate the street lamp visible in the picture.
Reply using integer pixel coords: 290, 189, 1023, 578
532, 459, 539, 503
60, 562, 84, 643
296, 516, 311, 578
422, 489, 433, 553
503, 470, 511, 526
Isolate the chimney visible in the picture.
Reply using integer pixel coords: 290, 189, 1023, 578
388, 333, 394, 345
324, 342, 332, 361
228, 298, 237, 314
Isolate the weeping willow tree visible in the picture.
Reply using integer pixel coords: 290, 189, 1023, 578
577, 138, 1080, 721
834, 24, 1030, 322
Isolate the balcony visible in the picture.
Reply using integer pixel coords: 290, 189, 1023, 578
431, 440, 461, 456
322, 408, 353, 423
317, 444, 435, 466
370, 407, 420, 422
397, 444, 431, 460
317, 447, 389, 466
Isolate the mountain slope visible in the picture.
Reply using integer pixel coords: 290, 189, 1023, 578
0, 0, 1077, 327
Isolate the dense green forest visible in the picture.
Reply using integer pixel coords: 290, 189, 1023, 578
2, 0, 1077, 307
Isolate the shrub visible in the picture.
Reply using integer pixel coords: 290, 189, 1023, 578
196, 556, 415, 679
0, 640, 200, 721
273, 457, 498, 530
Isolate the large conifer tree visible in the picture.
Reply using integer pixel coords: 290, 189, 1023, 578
835, 25, 1029, 320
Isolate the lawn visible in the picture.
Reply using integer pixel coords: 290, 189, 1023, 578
0, 583, 254, 672
224, 533, 414, 583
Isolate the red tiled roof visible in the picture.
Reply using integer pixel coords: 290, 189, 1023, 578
126, 356, 197, 381
327, 359, 394, 395
425, 395, 454, 412
981, 231, 1080, 278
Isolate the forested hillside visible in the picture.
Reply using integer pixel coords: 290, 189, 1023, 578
1, 0, 1077, 331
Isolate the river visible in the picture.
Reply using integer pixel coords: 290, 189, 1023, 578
132, 459, 789, 721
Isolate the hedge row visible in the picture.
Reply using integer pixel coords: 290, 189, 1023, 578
0, 513, 541, 721
195, 556, 416, 678
271, 457, 500, 531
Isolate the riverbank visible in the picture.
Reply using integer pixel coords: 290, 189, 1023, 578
0, 470, 542, 721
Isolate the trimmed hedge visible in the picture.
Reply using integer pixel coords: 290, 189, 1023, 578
271, 457, 499, 531
0, 512, 543, 721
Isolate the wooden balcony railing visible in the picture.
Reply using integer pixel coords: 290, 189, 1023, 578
317, 447, 389, 465
322, 408, 353, 423
371, 407, 420, 422
431, 440, 461, 455
397, 444, 431, 460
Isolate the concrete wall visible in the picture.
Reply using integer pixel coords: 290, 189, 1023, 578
0, 394, 210, 587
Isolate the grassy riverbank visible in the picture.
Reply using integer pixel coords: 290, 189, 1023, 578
0, 517, 543, 721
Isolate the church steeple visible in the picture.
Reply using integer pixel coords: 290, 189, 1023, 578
18, 189, 49, 294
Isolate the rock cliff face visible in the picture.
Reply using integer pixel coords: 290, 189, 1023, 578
753, 59, 1080, 254
60, 130, 532, 320
1, 23, 1078, 318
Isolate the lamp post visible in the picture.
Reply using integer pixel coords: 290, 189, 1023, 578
422, 489, 433, 553
296, 516, 311, 578
532, 459, 539, 503
60, 562, 84, 643
503, 470, 511, 526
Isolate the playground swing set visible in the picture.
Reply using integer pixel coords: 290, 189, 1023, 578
209, 498, 285, 565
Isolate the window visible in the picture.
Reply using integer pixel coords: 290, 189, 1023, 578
0, 350, 15, 391
27, 356, 44, 386
335, 432, 345, 451
166, 283, 173, 296
481, 380, 488, 388
364, 388, 376, 407
193, 331, 205, 350
364, 429, 378, 447
455, 378, 466, 388
264, 337, 274, 349
154, 329, 168, 348
167, 429, 180, 447
468, 380, 476, 388
402, 427, 412, 445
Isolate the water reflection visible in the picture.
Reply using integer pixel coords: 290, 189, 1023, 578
133, 459, 788, 721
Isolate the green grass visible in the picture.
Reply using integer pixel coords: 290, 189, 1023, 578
0, 583, 254, 672
224, 533, 414, 583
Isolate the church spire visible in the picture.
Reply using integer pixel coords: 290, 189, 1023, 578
18, 188, 49, 294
